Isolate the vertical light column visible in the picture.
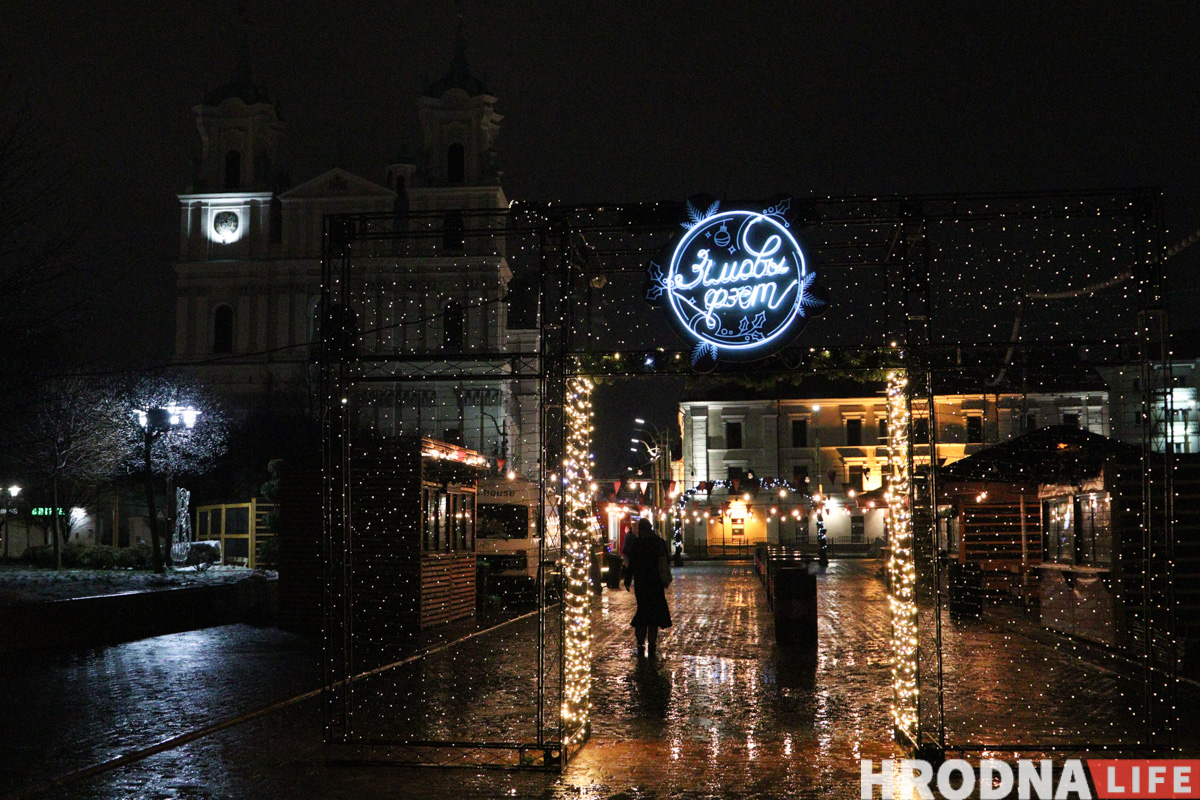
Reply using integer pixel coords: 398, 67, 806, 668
886, 369, 918, 741
562, 375, 596, 744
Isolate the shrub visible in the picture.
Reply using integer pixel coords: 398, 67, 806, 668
74, 545, 118, 570
22, 545, 56, 568
115, 543, 154, 570
257, 535, 279, 568
22, 543, 151, 570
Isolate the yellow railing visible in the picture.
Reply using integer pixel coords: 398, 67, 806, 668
194, 499, 277, 569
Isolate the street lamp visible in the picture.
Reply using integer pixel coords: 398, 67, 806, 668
136, 405, 199, 573
633, 419, 675, 543
2, 485, 19, 562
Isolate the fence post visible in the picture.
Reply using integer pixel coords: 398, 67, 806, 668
249, 498, 257, 569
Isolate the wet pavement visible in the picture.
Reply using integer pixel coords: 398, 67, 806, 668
3, 561, 1194, 800
0, 624, 318, 797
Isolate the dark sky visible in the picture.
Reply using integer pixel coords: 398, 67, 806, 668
6, 2, 1200, 469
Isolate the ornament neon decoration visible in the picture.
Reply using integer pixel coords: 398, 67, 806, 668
647, 197, 826, 366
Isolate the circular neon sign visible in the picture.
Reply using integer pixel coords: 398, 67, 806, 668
647, 199, 824, 365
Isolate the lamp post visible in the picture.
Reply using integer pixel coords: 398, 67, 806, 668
811, 405, 828, 566
2, 485, 19, 562
634, 417, 676, 545
135, 405, 199, 573
811, 405, 822, 495
630, 437, 660, 504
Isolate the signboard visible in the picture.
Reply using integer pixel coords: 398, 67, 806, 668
647, 197, 825, 366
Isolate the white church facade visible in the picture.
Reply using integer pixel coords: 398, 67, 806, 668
173, 38, 539, 476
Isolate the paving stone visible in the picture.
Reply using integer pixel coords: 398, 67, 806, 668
11, 561, 1196, 800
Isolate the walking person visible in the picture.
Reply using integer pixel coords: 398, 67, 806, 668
624, 517, 672, 660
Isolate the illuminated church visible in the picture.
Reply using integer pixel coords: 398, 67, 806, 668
172, 33, 537, 474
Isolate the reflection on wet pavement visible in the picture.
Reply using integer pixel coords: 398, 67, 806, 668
0, 624, 317, 797
14, 561, 1191, 800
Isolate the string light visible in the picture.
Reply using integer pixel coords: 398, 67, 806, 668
561, 375, 596, 744
886, 370, 918, 740
312, 190, 1171, 762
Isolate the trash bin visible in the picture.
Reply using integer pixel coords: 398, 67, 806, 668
948, 561, 982, 620
604, 552, 623, 589
774, 566, 817, 648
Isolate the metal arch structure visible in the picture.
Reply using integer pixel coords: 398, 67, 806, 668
320, 189, 1184, 769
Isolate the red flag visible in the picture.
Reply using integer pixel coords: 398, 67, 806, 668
613, 481, 621, 494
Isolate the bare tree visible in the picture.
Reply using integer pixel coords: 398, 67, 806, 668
117, 373, 229, 573
7, 376, 127, 568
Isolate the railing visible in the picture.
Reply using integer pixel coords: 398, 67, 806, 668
194, 499, 277, 569
689, 542, 756, 559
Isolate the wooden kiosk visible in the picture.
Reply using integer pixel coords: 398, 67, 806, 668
351, 437, 487, 634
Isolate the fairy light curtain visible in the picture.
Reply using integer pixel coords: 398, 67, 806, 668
320, 189, 1176, 768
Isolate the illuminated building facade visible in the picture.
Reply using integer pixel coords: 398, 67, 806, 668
678, 384, 1116, 554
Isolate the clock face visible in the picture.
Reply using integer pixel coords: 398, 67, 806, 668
213, 211, 239, 238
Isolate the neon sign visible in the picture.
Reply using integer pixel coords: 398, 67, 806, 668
647, 198, 825, 365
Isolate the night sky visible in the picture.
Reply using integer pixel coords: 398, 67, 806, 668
6, 2, 1200, 471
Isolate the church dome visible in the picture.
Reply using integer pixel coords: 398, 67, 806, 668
422, 25, 488, 98
203, 37, 269, 106
203, 72, 268, 106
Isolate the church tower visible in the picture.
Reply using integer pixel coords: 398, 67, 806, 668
178, 41, 285, 262
415, 26, 502, 189
388, 24, 507, 234
191, 39, 284, 194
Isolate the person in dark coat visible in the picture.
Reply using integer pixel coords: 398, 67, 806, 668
624, 517, 672, 659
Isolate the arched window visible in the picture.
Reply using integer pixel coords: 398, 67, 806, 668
442, 211, 465, 251
447, 143, 465, 184
443, 302, 465, 351
213, 305, 234, 354
224, 150, 242, 190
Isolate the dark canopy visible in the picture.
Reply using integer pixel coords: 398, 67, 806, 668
938, 425, 1138, 486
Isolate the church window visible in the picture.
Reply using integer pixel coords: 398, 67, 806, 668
447, 143, 465, 184
443, 302, 465, 351
213, 305, 234, 354
225, 150, 242, 190
442, 211, 465, 251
